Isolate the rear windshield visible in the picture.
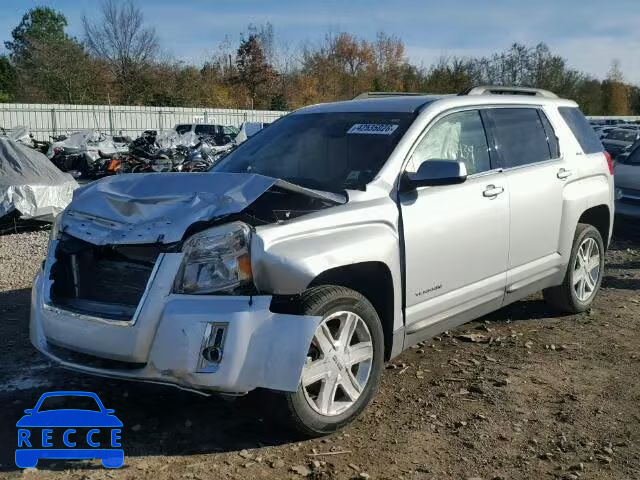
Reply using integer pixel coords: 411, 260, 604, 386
213, 112, 415, 192
606, 129, 638, 142
558, 107, 603, 154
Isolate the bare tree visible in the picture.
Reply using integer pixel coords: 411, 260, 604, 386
83, 0, 158, 103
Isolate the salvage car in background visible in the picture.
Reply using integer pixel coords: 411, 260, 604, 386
615, 141, 640, 218
31, 86, 613, 435
174, 123, 239, 146
47, 130, 129, 179
0, 138, 77, 229
602, 127, 640, 159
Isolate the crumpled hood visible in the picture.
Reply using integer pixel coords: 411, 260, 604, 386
60, 172, 344, 245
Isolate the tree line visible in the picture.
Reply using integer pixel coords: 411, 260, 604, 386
0, 1, 638, 115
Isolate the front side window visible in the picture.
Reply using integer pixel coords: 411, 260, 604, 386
485, 108, 553, 168
406, 110, 491, 175
175, 124, 192, 135
213, 112, 415, 192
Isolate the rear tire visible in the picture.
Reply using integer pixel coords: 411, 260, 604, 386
284, 286, 384, 436
543, 223, 605, 313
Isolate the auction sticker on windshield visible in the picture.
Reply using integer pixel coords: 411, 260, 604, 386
15, 391, 124, 469
347, 123, 399, 135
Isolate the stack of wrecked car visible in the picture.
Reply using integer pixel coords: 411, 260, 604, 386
0, 137, 78, 225
47, 130, 129, 179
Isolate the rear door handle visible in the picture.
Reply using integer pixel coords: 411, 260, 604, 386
557, 168, 572, 179
483, 185, 504, 198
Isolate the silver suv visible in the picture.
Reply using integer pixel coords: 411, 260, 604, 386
31, 86, 614, 435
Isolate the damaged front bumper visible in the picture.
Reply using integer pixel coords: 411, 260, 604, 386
30, 249, 321, 395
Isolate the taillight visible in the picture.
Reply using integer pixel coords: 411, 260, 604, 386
604, 151, 614, 175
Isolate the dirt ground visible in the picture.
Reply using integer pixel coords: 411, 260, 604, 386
0, 221, 638, 480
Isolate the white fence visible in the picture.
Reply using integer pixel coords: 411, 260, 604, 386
0, 103, 288, 140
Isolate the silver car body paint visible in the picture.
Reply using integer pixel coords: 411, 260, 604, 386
31, 242, 321, 393
31, 93, 614, 394
62, 172, 344, 245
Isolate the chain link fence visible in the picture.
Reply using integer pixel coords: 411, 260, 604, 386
0, 103, 288, 140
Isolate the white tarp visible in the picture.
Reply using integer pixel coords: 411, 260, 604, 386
47, 129, 128, 160
156, 130, 198, 149
0, 138, 78, 221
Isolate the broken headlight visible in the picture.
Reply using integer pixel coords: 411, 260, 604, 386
174, 222, 253, 294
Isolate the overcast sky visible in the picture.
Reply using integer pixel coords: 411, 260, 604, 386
2, 0, 639, 83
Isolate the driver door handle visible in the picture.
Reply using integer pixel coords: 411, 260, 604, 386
557, 168, 572, 179
483, 185, 504, 198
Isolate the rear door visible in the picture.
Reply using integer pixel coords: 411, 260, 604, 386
483, 107, 566, 292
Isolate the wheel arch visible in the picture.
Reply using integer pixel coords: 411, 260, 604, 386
307, 262, 396, 361
578, 204, 611, 248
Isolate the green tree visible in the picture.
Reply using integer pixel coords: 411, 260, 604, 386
0, 55, 17, 102
16, 36, 108, 104
602, 61, 630, 115
236, 35, 275, 108
4, 7, 68, 61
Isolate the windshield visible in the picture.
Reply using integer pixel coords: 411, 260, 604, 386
212, 112, 415, 192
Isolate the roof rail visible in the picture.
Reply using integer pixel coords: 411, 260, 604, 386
460, 85, 558, 99
353, 92, 430, 100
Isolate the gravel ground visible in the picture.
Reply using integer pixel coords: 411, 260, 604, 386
0, 222, 638, 480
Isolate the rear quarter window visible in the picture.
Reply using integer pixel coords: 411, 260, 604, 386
558, 107, 603, 154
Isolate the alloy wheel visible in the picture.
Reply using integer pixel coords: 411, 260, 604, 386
301, 311, 374, 416
573, 237, 601, 302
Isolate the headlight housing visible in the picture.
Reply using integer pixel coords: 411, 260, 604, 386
174, 222, 253, 294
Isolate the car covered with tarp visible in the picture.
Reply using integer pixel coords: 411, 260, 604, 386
0, 137, 78, 224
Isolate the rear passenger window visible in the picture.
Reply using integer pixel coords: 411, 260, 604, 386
558, 107, 603, 154
485, 108, 553, 168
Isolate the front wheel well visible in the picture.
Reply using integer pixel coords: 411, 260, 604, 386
306, 262, 395, 360
578, 205, 611, 247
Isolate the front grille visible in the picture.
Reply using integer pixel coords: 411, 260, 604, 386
50, 234, 163, 321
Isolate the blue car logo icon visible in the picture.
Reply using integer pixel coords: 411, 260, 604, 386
16, 391, 124, 468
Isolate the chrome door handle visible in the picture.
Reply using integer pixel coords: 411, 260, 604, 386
557, 168, 572, 179
483, 185, 504, 198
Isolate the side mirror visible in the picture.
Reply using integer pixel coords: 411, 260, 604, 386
24, 409, 34, 414
401, 159, 468, 191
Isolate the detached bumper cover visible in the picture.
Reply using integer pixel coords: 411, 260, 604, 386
31, 264, 321, 393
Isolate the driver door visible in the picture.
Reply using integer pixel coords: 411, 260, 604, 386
399, 109, 509, 338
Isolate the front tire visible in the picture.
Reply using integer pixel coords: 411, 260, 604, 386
285, 286, 384, 436
543, 223, 605, 313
